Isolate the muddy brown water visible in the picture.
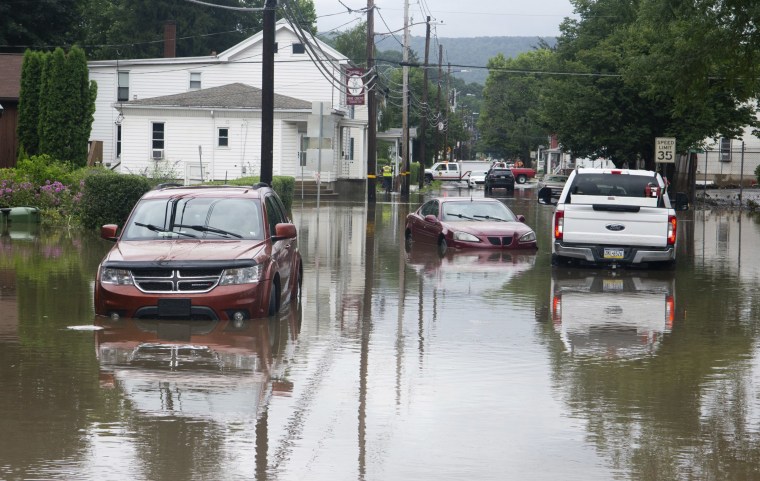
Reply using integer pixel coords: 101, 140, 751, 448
1, 185, 760, 480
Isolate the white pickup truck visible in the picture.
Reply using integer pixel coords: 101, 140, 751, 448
424, 161, 491, 185
538, 168, 689, 266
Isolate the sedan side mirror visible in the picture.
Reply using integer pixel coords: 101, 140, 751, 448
424, 214, 440, 224
537, 186, 557, 205
517, 215, 526, 223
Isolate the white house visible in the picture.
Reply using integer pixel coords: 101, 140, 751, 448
693, 128, 760, 185
88, 20, 368, 187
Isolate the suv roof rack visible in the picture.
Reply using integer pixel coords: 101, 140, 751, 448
153, 183, 184, 190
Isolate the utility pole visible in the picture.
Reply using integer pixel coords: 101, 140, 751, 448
434, 44, 442, 162
260, 0, 276, 185
418, 16, 431, 189
444, 62, 451, 162
401, 0, 410, 198
366, 0, 377, 202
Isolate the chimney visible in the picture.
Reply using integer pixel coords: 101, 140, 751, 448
164, 21, 177, 58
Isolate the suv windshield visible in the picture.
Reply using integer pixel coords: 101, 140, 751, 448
122, 197, 264, 240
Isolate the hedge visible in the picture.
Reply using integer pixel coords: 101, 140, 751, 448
79, 172, 153, 229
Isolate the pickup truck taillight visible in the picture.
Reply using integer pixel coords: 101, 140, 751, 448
554, 210, 564, 240
667, 215, 677, 245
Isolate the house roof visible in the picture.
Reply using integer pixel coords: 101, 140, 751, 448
217, 19, 347, 63
89, 19, 347, 68
123, 82, 312, 110
0, 54, 24, 100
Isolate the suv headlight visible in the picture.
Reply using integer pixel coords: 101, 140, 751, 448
453, 231, 480, 243
100, 267, 134, 285
519, 231, 536, 243
220, 265, 263, 285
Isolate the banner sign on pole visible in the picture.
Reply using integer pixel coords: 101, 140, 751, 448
346, 68, 365, 105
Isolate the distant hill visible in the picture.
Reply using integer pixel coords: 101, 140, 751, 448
376, 36, 556, 85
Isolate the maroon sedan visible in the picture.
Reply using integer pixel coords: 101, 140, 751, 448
405, 197, 538, 253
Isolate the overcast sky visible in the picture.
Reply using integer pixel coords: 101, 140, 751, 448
311, 0, 577, 38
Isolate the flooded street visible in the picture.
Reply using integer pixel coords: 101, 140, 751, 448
3, 186, 760, 480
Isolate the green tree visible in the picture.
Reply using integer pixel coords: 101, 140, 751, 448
537, 0, 759, 168
0, 0, 85, 52
479, 51, 553, 164
333, 22, 368, 66
80, 0, 266, 60
36, 47, 97, 165
17, 50, 45, 156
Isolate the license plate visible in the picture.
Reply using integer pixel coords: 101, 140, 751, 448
603, 248, 625, 259
603, 279, 624, 291
158, 298, 191, 317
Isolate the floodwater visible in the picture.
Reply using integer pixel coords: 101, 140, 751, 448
2, 185, 760, 480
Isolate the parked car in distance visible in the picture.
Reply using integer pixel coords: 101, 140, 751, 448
405, 197, 537, 253
537, 174, 569, 198
468, 169, 490, 188
484, 168, 515, 193
95, 183, 302, 321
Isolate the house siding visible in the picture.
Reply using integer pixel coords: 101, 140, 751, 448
89, 21, 368, 181
120, 107, 310, 182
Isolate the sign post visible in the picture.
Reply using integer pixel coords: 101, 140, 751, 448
655, 137, 676, 164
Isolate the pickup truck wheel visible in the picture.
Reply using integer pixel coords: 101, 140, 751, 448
551, 254, 570, 266
516, 174, 527, 184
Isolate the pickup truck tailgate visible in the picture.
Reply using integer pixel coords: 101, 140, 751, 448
563, 204, 669, 247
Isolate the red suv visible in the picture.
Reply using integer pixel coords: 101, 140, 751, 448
94, 183, 302, 321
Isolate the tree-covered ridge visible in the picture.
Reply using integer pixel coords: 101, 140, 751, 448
379, 35, 558, 85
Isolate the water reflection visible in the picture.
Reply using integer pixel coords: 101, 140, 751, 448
549, 268, 675, 359
95, 307, 301, 419
405, 244, 537, 295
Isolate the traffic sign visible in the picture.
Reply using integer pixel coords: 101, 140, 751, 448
655, 137, 676, 163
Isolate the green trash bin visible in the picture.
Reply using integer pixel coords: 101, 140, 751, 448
8, 206, 41, 224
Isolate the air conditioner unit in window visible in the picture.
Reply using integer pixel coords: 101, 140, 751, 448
152, 149, 164, 160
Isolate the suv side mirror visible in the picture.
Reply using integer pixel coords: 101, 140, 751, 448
674, 192, 689, 211
101, 224, 119, 241
537, 186, 557, 205
274, 223, 297, 239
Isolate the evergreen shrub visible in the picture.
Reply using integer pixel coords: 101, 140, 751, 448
79, 172, 152, 229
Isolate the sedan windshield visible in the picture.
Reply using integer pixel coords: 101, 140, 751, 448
441, 201, 516, 222
122, 197, 264, 240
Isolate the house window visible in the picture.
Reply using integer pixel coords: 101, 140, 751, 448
118, 71, 129, 101
189, 72, 201, 90
719, 137, 732, 162
117, 125, 122, 158
349, 137, 355, 160
152, 122, 165, 159
292, 43, 305, 54
218, 127, 229, 147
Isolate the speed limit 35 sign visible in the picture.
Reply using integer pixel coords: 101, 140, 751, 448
655, 137, 676, 163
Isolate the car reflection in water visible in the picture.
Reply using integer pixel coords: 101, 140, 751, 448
550, 269, 675, 359
94, 306, 301, 419
405, 242, 537, 294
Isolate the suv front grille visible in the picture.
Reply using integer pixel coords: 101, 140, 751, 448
130, 267, 224, 293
